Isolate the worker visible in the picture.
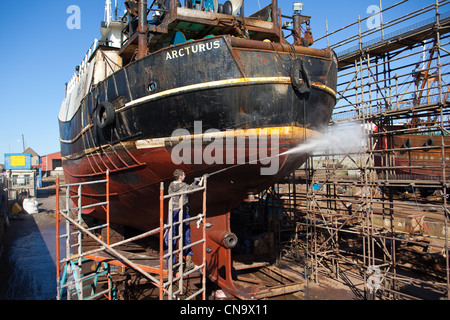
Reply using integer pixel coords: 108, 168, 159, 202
165, 169, 204, 271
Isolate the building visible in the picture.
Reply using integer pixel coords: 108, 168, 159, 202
4, 153, 37, 200
40, 152, 62, 176
23, 147, 40, 167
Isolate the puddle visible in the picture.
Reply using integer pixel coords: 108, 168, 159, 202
0, 212, 64, 300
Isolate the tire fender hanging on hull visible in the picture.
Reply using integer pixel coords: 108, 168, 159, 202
290, 58, 311, 94
96, 101, 116, 129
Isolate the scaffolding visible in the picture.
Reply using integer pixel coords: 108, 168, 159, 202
56, 173, 115, 300
281, 0, 450, 300
159, 177, 208, 300
56, 171, 207, 300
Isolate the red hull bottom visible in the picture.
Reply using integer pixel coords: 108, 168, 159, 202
375, 134, 450, 180
62, 127, 316, 297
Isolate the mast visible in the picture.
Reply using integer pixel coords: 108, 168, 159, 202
138, 0, 148, 59
105, 0, 112, 24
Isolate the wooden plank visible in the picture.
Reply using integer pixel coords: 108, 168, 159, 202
263, 265, 305, 283
235, 274, 273, 286
253, 283, 304, 299
85, 249, 165, 275
233, 260, 271, 271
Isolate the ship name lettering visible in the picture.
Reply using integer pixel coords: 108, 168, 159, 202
166, 40, 221, 60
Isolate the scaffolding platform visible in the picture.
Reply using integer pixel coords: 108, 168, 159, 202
84, 251, 162, 275
84, 250, 203, 279
337, 12, 450, 68
56, 171, 208, 300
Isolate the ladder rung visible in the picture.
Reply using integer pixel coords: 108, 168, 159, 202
86, 224, 108, 232
81, 201, 108, 210
163, 248, 182, 259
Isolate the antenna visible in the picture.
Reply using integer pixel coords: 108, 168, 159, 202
105, 0, 112, 24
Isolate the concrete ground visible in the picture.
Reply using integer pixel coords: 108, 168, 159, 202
0, 192, 62, 300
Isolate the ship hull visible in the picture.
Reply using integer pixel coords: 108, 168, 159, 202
59, 34, 337, 298
375, 134, 450, 180
62, 126, 318, 231
59, 35, 337, 231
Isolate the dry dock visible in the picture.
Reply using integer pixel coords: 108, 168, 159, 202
1, 0, 450, 301
0, 178, 355, 300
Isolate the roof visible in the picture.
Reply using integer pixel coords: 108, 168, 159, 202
23, 147, 40, 157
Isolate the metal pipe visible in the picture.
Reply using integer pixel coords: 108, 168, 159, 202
202, 176, 207, 300
293, 14, 302, 46
229, 37, 333, 59
159, 182, 164, 300
138, 0, 148, 59
209, 230, 238, 249
56, 176, 60, 300
106, 170, 111, 300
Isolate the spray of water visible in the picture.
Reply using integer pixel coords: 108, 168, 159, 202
208, 123, 368, 178
281, 123, 365, 157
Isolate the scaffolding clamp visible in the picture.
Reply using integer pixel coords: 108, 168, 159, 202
196, 213, 203, 229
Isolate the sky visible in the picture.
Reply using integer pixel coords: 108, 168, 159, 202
0, 0, 437, 163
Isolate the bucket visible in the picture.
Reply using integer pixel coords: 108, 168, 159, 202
11, 202, 23, 214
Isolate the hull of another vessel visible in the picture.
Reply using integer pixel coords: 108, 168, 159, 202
375, 134, 450, 180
